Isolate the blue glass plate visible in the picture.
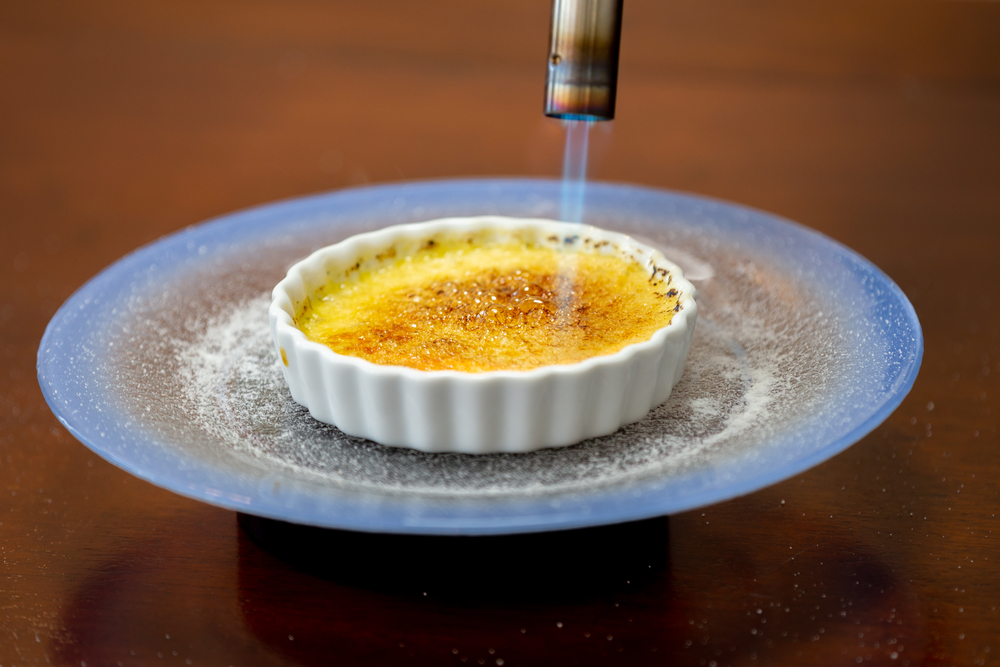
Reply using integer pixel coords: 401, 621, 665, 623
37, 179, 922, 535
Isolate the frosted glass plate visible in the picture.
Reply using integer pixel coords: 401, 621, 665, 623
37, 179, 922, 535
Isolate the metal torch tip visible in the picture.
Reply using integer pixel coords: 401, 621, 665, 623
544, 0, 623, 122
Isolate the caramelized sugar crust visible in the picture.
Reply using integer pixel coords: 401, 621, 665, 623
298, 241, 680, 372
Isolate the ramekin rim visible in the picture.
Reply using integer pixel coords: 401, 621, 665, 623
270, 215, 697, 380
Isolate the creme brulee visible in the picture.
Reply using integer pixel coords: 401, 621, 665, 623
297, 239, 680, 372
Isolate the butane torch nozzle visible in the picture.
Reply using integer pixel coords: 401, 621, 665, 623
544, 0, 623, 122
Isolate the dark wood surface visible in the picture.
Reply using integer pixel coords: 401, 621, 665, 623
3, 1, 999, 665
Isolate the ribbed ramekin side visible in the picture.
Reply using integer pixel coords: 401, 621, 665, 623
356, 366, 405, 446
582, 358, 631, 438
399, 373, 450, 452
645, 302, 697, 406
620, 343, 666, 424
319, 357, 364, 436
492, 373, 548, 453
271, 320, 304, 411
543, 369, 592, 447
290, 343, 329, 422
451, 376, 508, 454
673, 305, 698, 386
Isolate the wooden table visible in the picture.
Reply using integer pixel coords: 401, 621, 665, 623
3, 1, 999, 664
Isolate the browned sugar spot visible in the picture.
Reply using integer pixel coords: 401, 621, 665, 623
299, 242, 679, 373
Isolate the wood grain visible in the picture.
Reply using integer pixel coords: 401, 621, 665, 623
2, 1, 998, 664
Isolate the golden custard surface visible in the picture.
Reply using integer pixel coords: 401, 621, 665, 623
298, 241, 680, 372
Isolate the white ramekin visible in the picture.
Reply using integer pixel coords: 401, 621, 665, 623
269, 216, 697, 454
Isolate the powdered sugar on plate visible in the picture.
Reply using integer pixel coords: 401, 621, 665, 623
41, 180, 918, 532
163, 239, 846, 498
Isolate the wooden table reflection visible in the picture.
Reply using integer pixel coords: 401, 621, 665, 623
2, 1, 998, 664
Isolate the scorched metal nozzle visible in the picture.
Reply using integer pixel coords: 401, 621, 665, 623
544, 0, 623, 122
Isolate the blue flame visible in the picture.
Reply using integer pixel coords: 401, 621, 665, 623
560, 119, 592, 224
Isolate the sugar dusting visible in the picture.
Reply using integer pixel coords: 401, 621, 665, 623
91, 204, 857, 507
161, 238, 844, 498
